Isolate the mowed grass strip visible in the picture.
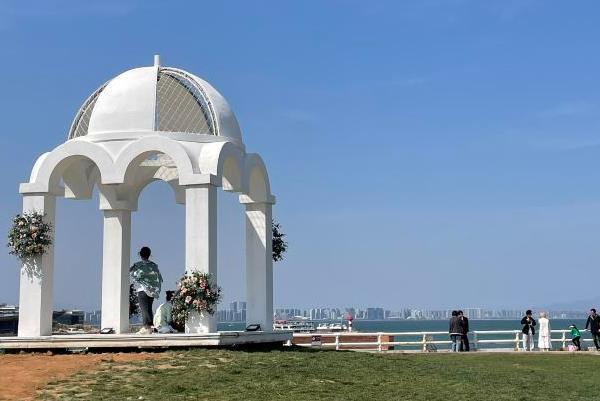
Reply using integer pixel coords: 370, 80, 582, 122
37, 349, 600, 401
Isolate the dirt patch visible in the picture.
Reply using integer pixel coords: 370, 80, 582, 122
0, 352, 164, 401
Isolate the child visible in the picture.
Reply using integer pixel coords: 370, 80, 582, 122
153, 290, 177, 334
569, 324, 582, 351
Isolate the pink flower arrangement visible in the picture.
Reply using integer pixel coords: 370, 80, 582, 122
171, 271, 222, 326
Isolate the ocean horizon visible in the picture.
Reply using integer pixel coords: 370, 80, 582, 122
219, 318, 588, 333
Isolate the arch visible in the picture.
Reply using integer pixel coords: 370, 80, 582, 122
127, 171, 185, 210
62, 159, 98, 199
198, 142, 244, 192
242, 153, 273, 203
25, 140, 116, 194
222, 157, 242, 192
113, 136, 196, 186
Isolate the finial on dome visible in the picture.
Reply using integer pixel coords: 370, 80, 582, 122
154, 54, 160, 67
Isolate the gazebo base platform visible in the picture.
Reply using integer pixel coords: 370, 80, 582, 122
0, 331, 292, 352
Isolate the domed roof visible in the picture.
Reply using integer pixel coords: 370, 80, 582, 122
68, 57, 242, 143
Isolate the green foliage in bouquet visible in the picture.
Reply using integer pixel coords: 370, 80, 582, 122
129, 284, 139, 317
7, 212, 53, 261
172, 272, 222, 325
272, 220, 288, 262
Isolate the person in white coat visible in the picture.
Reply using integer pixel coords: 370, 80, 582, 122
538, 311, 552, 351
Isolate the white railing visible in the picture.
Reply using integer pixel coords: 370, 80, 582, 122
292, 329, 597, 352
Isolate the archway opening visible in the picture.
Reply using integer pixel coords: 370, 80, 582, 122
131, 180, 185, 314
216, 190, 246, 330
130, 176, 247, 331
53, 187, 103, 326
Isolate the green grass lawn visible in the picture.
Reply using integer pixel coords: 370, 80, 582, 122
38, 348, 600, 401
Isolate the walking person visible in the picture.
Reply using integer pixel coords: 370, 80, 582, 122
520, 310, 536, 351
585, 308, 600, 351
130, 246, 163, 334
537, 312, 552, 351
458, 310, 470, 352
569, 324, 582, 351
449, 310, 462, 352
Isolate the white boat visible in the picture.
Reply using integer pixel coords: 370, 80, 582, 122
273, 320, 316, 333
316, 322, 348, 332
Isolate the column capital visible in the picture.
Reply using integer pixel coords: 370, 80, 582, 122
102, 207, 133, 214
20, 183, 64, 197
100, 203, 135, 212
239, 194, 276, 205
181, 174, 221, 187
100, 199, 135, 212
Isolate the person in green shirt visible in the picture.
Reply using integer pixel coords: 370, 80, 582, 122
569, 324, 582, 351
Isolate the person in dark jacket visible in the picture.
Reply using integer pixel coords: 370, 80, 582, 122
458, 310, 470, 352
449, 310, 462, 352
585, 308, 600, 351
520, 310, 536, 351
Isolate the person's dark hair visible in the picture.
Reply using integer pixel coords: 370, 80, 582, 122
139, 246, 151, 260
166, 290, 174, 302
458, 310, 464, 316
526, 309, 532, 316
451, 310, 458, 316
591, 308, 597, 313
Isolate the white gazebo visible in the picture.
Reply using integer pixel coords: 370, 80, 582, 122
17, 56, 275, 338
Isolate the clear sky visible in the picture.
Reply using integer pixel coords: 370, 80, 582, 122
0, 0, 599, 311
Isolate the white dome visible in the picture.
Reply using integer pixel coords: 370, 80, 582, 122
68, 62, 242, 143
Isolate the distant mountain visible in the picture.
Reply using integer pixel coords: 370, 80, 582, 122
542, 297, 600, 311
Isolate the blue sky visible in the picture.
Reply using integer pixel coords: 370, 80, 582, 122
0, 0, 599, 311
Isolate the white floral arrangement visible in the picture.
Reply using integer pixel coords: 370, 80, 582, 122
7, 212, 53, 261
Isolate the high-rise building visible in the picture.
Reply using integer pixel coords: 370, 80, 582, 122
464, 308, 482, 319
366, 308, 384, 320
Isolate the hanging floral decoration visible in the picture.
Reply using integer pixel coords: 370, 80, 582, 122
7, 212, 53, 261
171, 271, 222, 325
272, 220, 288, 262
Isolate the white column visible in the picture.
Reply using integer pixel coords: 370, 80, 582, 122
18, 194, 56, 337
100, 209, 131, 333
245, 202, 273, 331
185, 184, 217, 333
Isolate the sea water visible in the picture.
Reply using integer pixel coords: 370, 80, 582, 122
218, 319, 589, 350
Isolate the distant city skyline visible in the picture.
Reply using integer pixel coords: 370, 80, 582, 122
2, 2, 600, 311
2, 301, 590, 324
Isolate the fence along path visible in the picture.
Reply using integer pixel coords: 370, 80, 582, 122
293, 329, 597, 352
